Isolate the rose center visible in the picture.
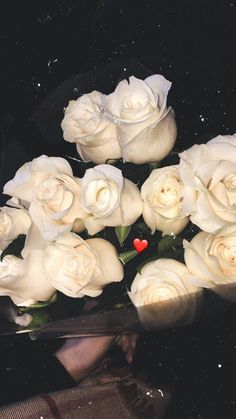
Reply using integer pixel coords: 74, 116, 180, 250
36, 177, 73, 214
223, 172, 236, 190
221, 244, 236, 264
96, 186, 110, 204
150, 177, 182, 207
63, 256, 79, 277
83, 179, 118, 216
123, 92, 149, 110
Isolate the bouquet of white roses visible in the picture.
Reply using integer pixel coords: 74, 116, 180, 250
0, 70, 236, 334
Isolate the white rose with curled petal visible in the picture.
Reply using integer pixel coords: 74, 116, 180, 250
43, 233, 124, 298
0, 252, 56, 306
104, 75, 177, 164
128, 258, 201, 329
61, 91, 121, 164
0, 206, 31, 250
184, 224, 236, 301
79, 164, 143, 235
4, 155, 73, 201
3, 155, 86, 241
141, 166, 189, 235
179, 134, 236, 233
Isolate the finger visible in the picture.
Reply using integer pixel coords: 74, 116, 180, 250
130, 334, 138, 351
126, 335, 137, 364
115, 335, 122, 345
115, 334, 139, 364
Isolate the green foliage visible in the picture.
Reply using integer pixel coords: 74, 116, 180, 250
19, 293, 57, 314
148, 162, 160, 171
27, 309, 50, 331
28, 309, 51, 340
133, 221, 150, 235
158, 234, 182, 254
115, 225, 131, 246
119, 249, 138, 264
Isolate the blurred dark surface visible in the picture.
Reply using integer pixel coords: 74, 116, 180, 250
0, 1, 236, 417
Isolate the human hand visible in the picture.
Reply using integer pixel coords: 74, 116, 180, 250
115, 334, 139, 364
55, 333, 139, 382
55, 335, 115, 382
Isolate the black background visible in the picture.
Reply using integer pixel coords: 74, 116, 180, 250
0, 1, 235, 418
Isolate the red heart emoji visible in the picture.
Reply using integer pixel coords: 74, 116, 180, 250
133, 238, 149, 253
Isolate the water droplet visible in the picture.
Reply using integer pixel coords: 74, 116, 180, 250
158, 389, 164, 397
146, 391, 154, 398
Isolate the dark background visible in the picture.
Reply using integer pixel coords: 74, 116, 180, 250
0, 1, 235, 418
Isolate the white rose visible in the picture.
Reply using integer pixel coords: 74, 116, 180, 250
61, 91, 121, 164
0, 206, 31, 250
128, 258, 200, 329
104, 75, 177, 164
184, 224, 236, 301
179, 134, 236, 233
141, 165, 189, 235
3, 155, 86, 240
43, 233, 124, 298
80, 164, 143, 235
0, 252, 56, 306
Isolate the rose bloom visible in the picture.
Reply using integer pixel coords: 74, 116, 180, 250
141, 165, 189, 235
179, 134, 236, 233
184, 224, 236, 300
104, 74, 177, 164
79, 164, 143, 235
3, 155, 86, 241
128, 258, 200, 329
43, 233, 124, 298
0, 206, 31, 250
0, 252, 56, 307
61, 91, 121, 164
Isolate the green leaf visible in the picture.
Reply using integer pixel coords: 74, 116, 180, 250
27, 309, 50, 333
133, 221, 150, 234
28, 309, 51, 340
137, 256, 159, 273
115, 225, 131, 246
19, 293, 57, 313
119, 249, 138, 264
105, 158, 121, 164
159, 248, 179, 260
148, 162, 160, 171
158, 234, 182, 254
